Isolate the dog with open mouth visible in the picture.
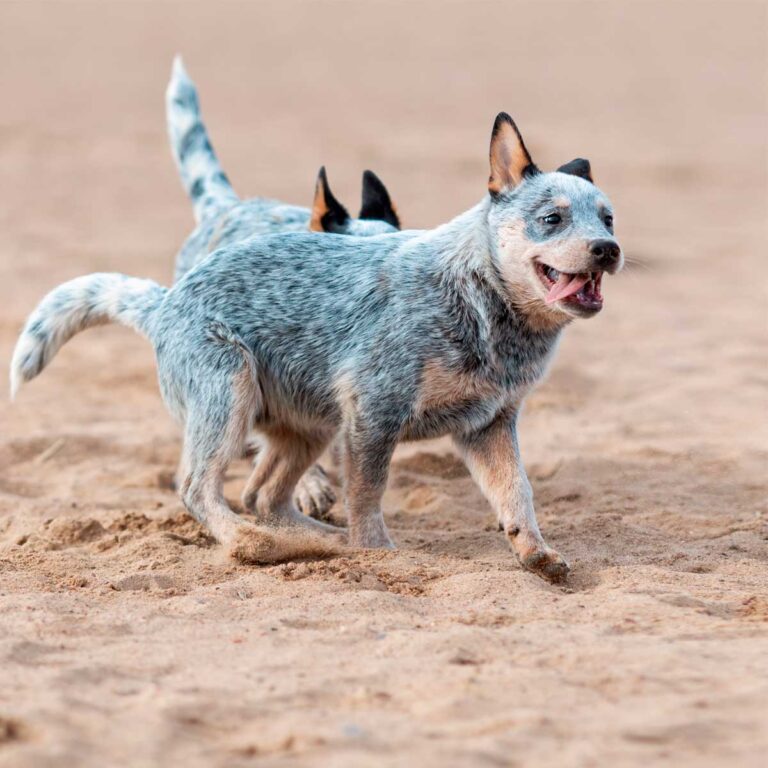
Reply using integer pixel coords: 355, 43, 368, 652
10, 111, 621, 582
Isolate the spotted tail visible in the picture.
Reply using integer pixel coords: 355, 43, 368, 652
165, 55, 238, 224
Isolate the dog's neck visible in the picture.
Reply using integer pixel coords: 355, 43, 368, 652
427, 198, 569, 336
428, 199, 493, 277
410, 199, 564, 389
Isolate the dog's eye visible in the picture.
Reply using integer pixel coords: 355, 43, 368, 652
604, 214, 614, 228
542, 213, 561, 225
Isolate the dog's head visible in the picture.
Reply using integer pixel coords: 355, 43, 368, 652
486, 113, 621, 322
310, 167, 400, 235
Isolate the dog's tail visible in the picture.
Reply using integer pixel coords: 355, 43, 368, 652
166, 55, 238, 224
10, 274, 167, 399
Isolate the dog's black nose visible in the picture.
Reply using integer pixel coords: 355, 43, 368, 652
589, 239, 621, 269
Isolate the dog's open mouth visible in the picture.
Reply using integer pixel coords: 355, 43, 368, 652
536, 263, 604, 311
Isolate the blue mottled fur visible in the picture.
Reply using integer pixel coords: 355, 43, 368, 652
174, 198, 396, 283
11, 112, 622, 581
166, 57, 398, 515
166, 56, 398, 283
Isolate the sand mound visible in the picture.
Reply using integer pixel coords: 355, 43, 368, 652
229, 524, 347, 565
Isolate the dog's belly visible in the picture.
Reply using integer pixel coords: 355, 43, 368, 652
256, 372, 342, 437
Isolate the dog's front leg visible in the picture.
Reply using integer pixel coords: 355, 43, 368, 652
454, 412, 569, 583
341, 416, 397, 549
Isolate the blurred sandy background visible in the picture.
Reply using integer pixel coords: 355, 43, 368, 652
0, 1, 766, 766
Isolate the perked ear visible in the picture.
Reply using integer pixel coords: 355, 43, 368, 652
310, 167, 351, 233
488, 112, 539, 196
557, 158, 594, 183
359, 170, 400, 229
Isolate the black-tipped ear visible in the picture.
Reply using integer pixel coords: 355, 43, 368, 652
488, 112, 539, 197
557, 158, 594, 183
359, 170, 400, 229
310, 167, 350, 233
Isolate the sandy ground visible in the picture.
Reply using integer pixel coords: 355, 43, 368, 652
0, 1, 766, 766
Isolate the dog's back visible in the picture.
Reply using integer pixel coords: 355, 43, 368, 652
156, 224, 558, 441
161, 231, 419, 414
173, 200, 317, 282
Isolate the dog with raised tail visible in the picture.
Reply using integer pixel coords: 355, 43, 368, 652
11, 112, 621, 582
166, 56, 400, 282
166, 56, 401, 517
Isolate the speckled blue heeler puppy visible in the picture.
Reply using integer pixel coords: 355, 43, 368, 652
167, 56, 400, 284
11, 113, 622, 582
166, 56, 400, 516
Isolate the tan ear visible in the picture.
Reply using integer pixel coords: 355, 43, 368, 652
310, 166, 350, 233
488, 112, 537, 196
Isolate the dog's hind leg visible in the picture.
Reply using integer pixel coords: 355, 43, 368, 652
241, 429, 343, 536
171, 328, 266, 549
242, 435, 337, 521
179, 372, 259, 546
240, 437, 280, 512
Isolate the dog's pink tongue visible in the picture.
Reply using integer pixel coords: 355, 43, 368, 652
545, 273, 589, 304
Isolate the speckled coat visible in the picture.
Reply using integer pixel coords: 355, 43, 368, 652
11, 112, 622, 583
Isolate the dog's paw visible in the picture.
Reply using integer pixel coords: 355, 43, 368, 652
520, 549, 570, 584
293, 464, 336, 521
349, 524, 396, 550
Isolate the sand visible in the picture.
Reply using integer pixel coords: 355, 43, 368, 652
0, 2, 766, 766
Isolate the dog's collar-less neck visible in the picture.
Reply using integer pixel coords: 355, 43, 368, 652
419, 200, 563, 391
429, 199, 492, 271
427, 198, 567, 339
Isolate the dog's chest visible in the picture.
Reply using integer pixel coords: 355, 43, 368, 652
403, 359, 509, 439
405, 325, 558, 439
414, 359, 505, 414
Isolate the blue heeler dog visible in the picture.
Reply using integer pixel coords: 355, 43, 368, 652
166, 56, 400, 517
11, 112, 622, 582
